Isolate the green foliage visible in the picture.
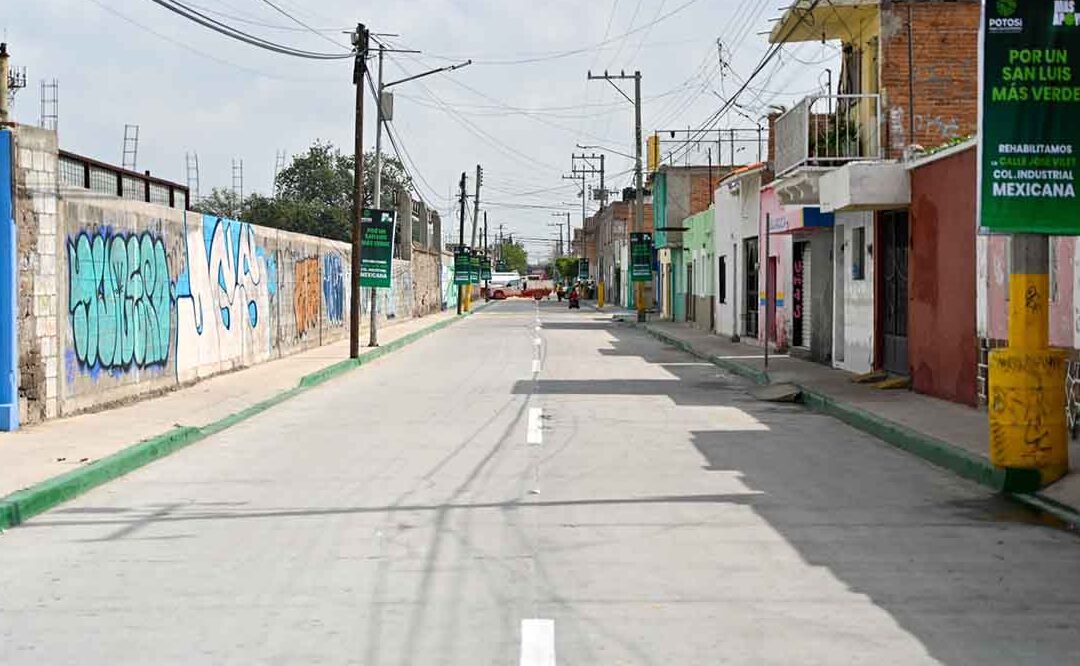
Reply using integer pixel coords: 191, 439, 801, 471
497, 242, 528, 275
554, 256, 581, 282
192, 187, 243, 219
196, 140, 414, 243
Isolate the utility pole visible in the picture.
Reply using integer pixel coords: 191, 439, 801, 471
457, 171, 467, 315
470, 164, 483, 248
349, 23, 369, 359
367, 41, 467, 344
588, 69, 645, 321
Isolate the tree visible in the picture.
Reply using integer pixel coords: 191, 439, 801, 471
275, 140, 413, 212
193, 187, 243, 219
497, 242, 528, 275
554, 256, 581, 283
199, 140, 414, 243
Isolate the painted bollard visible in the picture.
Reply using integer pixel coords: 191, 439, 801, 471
988, 349, 1068, 486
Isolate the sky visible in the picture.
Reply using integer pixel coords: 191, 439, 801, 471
4, 0, 838, 261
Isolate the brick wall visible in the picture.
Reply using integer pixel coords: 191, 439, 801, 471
880, 1, 980, 158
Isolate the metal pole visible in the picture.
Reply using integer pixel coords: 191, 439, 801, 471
634, 70, 645, 322
764, 213, 770, 370
349, 24, 368, 359
369, 44, 385, 347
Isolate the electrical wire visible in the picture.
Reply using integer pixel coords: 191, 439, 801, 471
254, 0, 350, 50
662, 0, 822, 163
415, 0, 707, 66
145, 0, 352, 59
182, 0, 345, 33
87, 0, 341, 81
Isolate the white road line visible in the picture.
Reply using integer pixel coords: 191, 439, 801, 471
526, 408, 543, 444
531, 359, 541, 374
520, 619, 556, 666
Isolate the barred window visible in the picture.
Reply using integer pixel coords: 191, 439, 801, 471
59, 157, 85, 188
89, 167, 118, 196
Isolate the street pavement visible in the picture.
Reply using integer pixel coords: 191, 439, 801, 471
1, 299, 1079, 664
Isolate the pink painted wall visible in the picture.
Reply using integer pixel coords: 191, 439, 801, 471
759, 187, 792, 348
986, 236, 1008, 341
1050, 237, 1074, 348
985, 236, 1075, 347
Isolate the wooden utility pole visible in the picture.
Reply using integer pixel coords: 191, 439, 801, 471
349, 23, 369, 359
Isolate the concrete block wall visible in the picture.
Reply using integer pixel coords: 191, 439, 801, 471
10, 125, 423, 423
410, 247, 442, 317
12, 126, 59, 423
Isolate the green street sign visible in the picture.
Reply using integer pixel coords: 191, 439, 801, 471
480, 256, 492, 280
360, 209, 394, 287
980, 1, 1080, 233
453, 249, 471, 285
469, 254, 481, 283
578, 258, 589, 280
630, 232, 653, 282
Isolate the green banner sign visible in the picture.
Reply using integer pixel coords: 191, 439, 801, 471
980, 0, 1080, 233
578, 258, 589, 280
360, 209, 394, 287
469, 254, 481, 283
630, 232, 653, 282
480, 256, 492, 280
453, 249, 471, 285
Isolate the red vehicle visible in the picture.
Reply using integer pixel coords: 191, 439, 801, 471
489, 277, 554, 300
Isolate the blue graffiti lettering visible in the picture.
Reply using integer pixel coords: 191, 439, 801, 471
322, 253, 344, 325
67, 230, 172, 371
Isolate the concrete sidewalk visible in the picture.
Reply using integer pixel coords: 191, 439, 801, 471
0, 312, 459, 499
616, 312, 1080, 522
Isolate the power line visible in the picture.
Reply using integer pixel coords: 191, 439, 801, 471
182, 0, 346, 33
88, 0, 341, 81
145, 0, 352, 59
415, 0, 707, 66
663, 0, 821, 164
254, 0, 350, 50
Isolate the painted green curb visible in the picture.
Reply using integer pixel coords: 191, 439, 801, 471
1010, 491, 1080, 529
637, 322, 1042, 496
0, 310, 480, 531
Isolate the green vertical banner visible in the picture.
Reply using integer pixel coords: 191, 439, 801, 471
360, 209, 395, 287
630, 232, 653, 282
480, 256, 492, 280
469, 253, 481, 283
980, 0, 1080, 233
453, 249, 471, 285
578, 258, 589, 280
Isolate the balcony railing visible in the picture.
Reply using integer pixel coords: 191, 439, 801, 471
774, 93, 882, 178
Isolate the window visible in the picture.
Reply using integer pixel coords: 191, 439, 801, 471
718, 256, 727, 304
852, 226, 866, 280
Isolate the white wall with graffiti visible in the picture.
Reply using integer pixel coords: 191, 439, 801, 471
57, 194, 414, 414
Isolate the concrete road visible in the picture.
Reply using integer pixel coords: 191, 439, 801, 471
1, 299, 1079, 665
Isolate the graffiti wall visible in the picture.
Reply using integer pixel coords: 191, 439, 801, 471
56, 196, 374, 413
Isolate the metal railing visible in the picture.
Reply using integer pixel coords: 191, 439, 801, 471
58, 150, 189, 209
774, 93, 882, 178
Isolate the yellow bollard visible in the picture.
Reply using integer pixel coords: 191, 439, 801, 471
597, 281, 605, 309
988, 248, 1068, 487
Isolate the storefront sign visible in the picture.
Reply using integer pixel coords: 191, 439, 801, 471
980, 0, 1080, 232
630, 232, 653, 282
360, 209, 394, 287
578, 258, 589, 280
